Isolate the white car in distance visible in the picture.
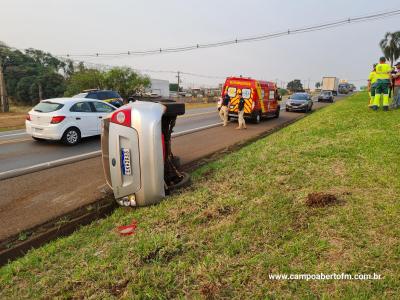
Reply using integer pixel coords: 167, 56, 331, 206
26, 98, 116, 145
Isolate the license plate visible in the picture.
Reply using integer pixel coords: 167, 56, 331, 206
33, 127, 43, 132
230, 105, 235, 109
121, 148, 132, 176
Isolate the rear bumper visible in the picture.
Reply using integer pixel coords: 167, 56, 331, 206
25, 121, 63, 140
228, 111, 255, 118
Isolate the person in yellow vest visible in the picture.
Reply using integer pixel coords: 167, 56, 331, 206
372, 57, 392, 111
367, 64, 377, 107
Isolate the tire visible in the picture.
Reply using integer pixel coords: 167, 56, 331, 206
160, 102, 185, 117
62, 127, 81, 146
168, 172, 191, 192
274, 107, 280, 118
172, 156, 181, 168
285, 108, 289, 112
253, 111, 261, 124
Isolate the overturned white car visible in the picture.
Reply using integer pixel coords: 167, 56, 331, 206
101, 100, 189, 206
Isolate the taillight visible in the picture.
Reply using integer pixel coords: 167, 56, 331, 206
26, 114, 31, 121
111, 107, 131, 127
50, 116, 66, 124
161, 133, 166, 161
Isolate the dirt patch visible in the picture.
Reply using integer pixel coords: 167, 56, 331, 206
306, 192, 339, 207
200, 282, 219, 300
202, 205, 235, 221
109, 279, 129, 297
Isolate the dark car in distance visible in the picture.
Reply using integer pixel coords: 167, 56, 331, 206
73, 90, 124, 107
286, 93, 313, 113
318, 90, 334, 103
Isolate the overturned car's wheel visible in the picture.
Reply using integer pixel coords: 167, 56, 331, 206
172, 156, 181, 168
168, 172, 191, 192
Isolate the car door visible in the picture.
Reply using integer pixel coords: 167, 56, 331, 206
268, 88, 277, 112
308, 95, 313, 108
90, 101, 116, 134
69, 101, 98, 137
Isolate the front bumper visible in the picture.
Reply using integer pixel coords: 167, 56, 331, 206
286, 104, 308, 111
25, 121, 63, 140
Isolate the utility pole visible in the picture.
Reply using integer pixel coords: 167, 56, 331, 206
0, 58, 9, 113
176, 71, 181, 99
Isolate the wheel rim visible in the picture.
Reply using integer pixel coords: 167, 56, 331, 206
66, 130, 78, 144
257, 114, 260, 122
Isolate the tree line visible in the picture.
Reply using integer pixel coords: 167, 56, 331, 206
0, 42, 150, 109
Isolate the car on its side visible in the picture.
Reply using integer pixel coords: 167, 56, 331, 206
26, 98, 116, 145
318, 90, 334, 103
285, 93, 313, 113
73, 90, 124, 107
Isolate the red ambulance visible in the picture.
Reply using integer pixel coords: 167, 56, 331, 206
221, 77, 281, 123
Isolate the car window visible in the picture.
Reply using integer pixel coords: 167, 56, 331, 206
86, 92, 99, 100
70, 102, 93, 112
92, 101, 115, 113
73, 93, 88, 98
33, 102, 64, 113
227, 87, 237, 98
107, 91, 120, 98
241, 88, 251, 99
96, 92, 109, 100
292, 94, 308, 100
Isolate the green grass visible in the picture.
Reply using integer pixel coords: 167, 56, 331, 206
1, 93, 399, 299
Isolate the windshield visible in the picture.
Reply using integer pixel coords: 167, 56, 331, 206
321, 92, 331, 96
291, 94, 308, 100
33, 102, 64, 113
73, 93, 88, 98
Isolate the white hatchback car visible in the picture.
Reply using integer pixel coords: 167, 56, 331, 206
26, 98, 116, 145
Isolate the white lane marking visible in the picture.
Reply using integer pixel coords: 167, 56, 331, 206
173, 122, 223, 137
0, 132, 27, 138
179, 111, 216, 118
0, 150, 102, 180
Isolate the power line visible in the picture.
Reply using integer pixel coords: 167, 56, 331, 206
54, 9, 400, 58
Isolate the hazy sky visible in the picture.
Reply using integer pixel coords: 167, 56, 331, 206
1, 0, 399, 88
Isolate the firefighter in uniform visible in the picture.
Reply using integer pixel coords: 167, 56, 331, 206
372, 57, 392, 111
368, 64, 377, 107
236, 92, 247, 129
219, 93, 230, 126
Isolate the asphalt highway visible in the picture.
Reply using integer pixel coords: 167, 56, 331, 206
0, 106, 222, 173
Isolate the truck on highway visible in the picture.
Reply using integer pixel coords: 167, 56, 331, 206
222, 77, 281, 123
321, 77, 339, 95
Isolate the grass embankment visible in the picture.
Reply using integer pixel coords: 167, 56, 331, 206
0, 104, 30, 131
1, 93, 399, 298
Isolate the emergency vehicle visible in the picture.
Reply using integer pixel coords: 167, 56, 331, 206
221, 77, 281, 123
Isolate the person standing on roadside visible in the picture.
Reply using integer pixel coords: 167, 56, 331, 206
219, 93, 230, 126
236, 92, 247, 130
392, 62, 400, 109
372, 57, 392, 111
368, 64, 377, 107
